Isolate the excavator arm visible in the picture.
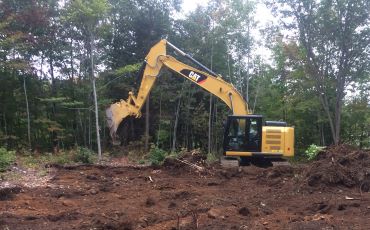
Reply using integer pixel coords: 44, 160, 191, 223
106, 39, 250, 138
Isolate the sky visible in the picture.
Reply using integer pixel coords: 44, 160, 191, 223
179, 0, 278, 63
180, 0, 276, 22
181, 0, 209, 12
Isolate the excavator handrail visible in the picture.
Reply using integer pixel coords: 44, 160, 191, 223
167, 41, 219, 77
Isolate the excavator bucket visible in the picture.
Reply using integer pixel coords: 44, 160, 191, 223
106, 100, 132, 141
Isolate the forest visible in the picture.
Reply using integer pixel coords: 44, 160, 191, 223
1, 1, 370, 229
0, 0, 369, 159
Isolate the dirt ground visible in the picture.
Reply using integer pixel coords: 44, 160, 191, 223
1, 146, 370, 229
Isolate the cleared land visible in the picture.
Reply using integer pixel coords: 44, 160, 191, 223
0, 145, 369, 229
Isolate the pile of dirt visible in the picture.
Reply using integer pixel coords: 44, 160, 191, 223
256, 165, 301, 188
261, 165, 296, 179
303, 145, 370, 191
0, 186, 21, 201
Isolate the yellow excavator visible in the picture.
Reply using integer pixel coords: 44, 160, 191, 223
106, 39, 294, 164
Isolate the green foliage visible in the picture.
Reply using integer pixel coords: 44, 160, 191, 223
341, 97, 370, 148
53, 152, 73, 165
74, 147, 95, 164
60, 101, 84, 107
0, 0, 368, 158
109, 148, 123, 157
34, 118, 64, 132
39, 97, 69, 103
149, 146, 167, 166
21, 155, 40, 168
63, 0, 110, 34
115, 63, 141, 75
0, 147, 16, 172
304, 144, 324, 161
155, 119, 171, 149
19, 152, 74, 167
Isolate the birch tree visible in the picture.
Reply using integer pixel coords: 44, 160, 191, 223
64, 0, 110, 159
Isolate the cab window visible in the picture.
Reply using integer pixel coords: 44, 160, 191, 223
224, 117, 262, 152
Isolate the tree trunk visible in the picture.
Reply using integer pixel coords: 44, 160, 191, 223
172, 82, 187, 152
209, 32, 214, 155
130, 118, 135, 141
214, 100, 218, 154
185, 86, 193, 149
145, 94, 150, 151
245, 53, 250, 103
2, 111, 8, 148
3, 112, 7, 137
318, 92, 337, 145
77, 109, 85, 146
156, 93, 162, 147
333, 73, 346, 145
208, 95, 212, 155
92, 79, 101, 158
88, 109, 92, 148
90, 32, 102, 160
23, 77, 31, 149
245, 15, 251, 103
70, 40, 74, 80
321, 123, 325, 146
172, 96, 181, 153
169, 121, 172, 150
49, 59, 59, 153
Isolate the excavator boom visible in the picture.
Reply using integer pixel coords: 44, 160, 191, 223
106, 39, 249, 138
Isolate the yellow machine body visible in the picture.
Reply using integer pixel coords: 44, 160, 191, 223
261, 126, 295, 157
226, 126, 295, 158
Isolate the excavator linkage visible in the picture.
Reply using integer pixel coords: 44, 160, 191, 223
106, 39, 248, 139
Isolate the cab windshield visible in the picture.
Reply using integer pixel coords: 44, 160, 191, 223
224, 117, 261, 152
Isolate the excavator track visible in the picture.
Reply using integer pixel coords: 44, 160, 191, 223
220, 156, 239, 168
220, 156, 291, 168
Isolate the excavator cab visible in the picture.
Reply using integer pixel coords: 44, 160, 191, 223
223, 115, 263, 153
223, 115, 294, 159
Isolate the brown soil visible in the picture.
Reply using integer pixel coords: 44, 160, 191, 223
1, 146, 370, 229
303, 145, 370, 191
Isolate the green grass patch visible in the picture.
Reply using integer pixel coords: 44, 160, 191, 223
305, 144, 325, 161
74, 147, 96, 164
149, 147, 167, 166
0, 147, 16, 172
206, 152, 219, 164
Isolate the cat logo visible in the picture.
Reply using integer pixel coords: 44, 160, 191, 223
180, 69, 207, 84
189, 71, 201, 82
